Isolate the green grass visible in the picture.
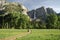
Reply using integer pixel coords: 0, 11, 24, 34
16, 29, 60, 40
0, 29, 60, 40
0, 29, 27, 38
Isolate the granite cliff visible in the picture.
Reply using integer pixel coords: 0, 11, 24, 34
28, 6, 56, 21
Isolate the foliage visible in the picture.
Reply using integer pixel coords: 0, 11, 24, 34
15, 14, 30, 29
57, 16, 60, 29
0, 3, 30, 29
0, 2, 60, 29
46, 14, 58, 29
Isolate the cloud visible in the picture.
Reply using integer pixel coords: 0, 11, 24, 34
8, 0, 60, 13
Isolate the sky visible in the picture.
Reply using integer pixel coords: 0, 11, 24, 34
7, 0, 60, 13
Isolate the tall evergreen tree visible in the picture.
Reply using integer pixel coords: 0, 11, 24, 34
46, 14, 58, 29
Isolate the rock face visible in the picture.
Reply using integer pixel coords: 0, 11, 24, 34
36, 7, 47, 21
0, 0, 6, 5
28, 10, 36, 19
46, 8, 56, 14
28, 6, 56, 21
0, 0, 6, 10
57, 13, 60, 16
0, 1, 28, 15
21, 4, 28, 15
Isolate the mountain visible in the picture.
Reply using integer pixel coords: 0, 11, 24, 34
0, 0, 58, 21
57, 13, 60, 16
27, 6, 57, 21
46, 8, 56, 14
0, 0, 28, 15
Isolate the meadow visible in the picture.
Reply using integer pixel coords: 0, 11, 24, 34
0, 29, 27, 39
0, 29, 60, 40
16, 29, 60, 40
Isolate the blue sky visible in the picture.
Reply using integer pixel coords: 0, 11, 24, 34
8, 0, 60, 13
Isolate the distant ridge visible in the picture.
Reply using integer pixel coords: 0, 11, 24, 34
28, 6, 57, 21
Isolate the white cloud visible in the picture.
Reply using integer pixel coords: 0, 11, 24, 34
8, 0, 60, 13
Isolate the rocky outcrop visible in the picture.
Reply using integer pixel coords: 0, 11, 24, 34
57, 13, 60, 16
36, 7, 47, 20
0, 0, 6, 10
46, 8, 56, 14
0, 1, 28, 15
28, 10, 36, 19
28, 6, 56, 21
21, 4, 28, 15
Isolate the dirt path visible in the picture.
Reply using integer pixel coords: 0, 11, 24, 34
0, 30, 31, 40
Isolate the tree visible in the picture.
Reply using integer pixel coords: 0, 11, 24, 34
57, 16, 60, 29
2, 3, 23, 29
16, 14, 30, 29
46, 14, 58, 29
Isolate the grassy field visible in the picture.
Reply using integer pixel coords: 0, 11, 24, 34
0, 29, 60, 40
16, 29, 60, 40
0, 29, 27, 39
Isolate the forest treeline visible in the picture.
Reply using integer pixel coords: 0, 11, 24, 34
0, 3, 60, 29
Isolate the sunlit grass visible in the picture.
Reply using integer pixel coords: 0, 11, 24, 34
16, 29, 60, 40
0, 29, 27, 38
